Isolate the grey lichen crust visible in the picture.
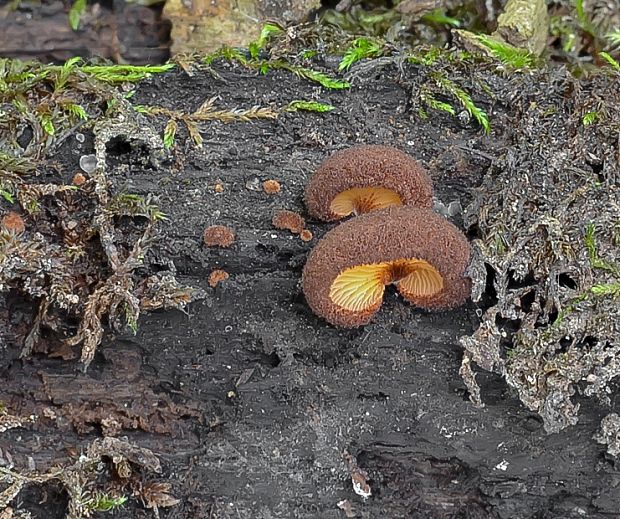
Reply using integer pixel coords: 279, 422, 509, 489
595, 414, 620, 457
460, 71, 620, 434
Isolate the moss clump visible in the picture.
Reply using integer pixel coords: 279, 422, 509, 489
302, 206, 471, 327
305, 145, 433, 222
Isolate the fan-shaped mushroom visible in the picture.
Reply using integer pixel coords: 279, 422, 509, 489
302, 206, 471, 327
305, 145, 433, 221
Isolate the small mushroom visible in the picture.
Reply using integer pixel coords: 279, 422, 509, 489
203, 225, 235, 247
305, 145, 433, 221
208, 269, 229, 287
262, 179, 281, 194
302, 206, 471, 327
72, 172, 87, 186
272, 210, 305, 235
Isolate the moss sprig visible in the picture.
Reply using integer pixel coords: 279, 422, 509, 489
473, 34, 537, 69
431, 72, 490, 133
339, 37, 383, 71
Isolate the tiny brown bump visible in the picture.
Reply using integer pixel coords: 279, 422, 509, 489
272, 210, 304, 234
203, 225, 235, 247
72, 172, 86, 186
300, 229, 313, 242
262, 179, 281, 194
1, 211, 25, 234
214, 182, 224, 193
208, 269, 229, 287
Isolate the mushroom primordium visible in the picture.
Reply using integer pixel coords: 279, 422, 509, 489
299, 229, 313, 242
302, 206, 471, 327
305, 145, 433, 222
203, 225, 235, 247
208, 269, 229, 287
262, 179, 281, 194
272, 209, 305, 234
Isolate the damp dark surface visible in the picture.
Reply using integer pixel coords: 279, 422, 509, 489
1, 58, 619, 519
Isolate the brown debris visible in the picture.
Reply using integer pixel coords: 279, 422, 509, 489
208, 269, 229, 287
39, 369, 202, 436
0, 211, 25, 234
302, 206, 471, 327
272, 210, 305, 234
300, 229, 313, 242
203, 225, 235, 247
305, 144, 433, 221
136, 481, 180, 512
262, 179, 281, 194
0, 437, 170, 518
214, 182, 224, 193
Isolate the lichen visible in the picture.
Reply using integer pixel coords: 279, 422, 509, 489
460, 70, 620, 434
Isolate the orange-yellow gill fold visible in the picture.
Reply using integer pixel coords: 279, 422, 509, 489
330, 259, 444, 312
330, 187, 402, 217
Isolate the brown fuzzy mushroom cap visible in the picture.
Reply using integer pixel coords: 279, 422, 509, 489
302, 206, 471, 327
305, 145, 433, 221
262, 179, 281, 194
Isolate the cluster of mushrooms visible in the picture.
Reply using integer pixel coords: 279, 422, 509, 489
302, 145, 472, 328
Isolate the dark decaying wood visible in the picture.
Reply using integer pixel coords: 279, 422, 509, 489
1, 61, 619, 518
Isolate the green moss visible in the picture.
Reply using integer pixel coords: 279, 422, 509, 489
249, 23, 283, 60
495, 0, 549, 55
339, 37, 383, 71
432, 73, 490, 133
407, 47, 444, 66
203, 48, 350, 90
85, 493, 128, 513
420, 91, 456, 116
163, 119, 177, 149
574, 0, 595, 36
473, 34, 537, 68
108, 194, 168, 223
286, 100, 335, 113
68, 0, 87, 31
584, 223, 620, 276
591, 282, 620, 297
420, 9, 461, 28
582, 111, 598, 125
600, 52, 620, 71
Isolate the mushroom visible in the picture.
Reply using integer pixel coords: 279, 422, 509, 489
272, 210, 305, 234
305, 145, 433, 221
203, 225, 235, 247
262, 179, 281, 194
302, 206, 471, 327
208, 269, 229, 287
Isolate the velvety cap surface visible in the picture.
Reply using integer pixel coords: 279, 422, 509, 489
305, 145, 433, 221
302, 206, 471, 327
